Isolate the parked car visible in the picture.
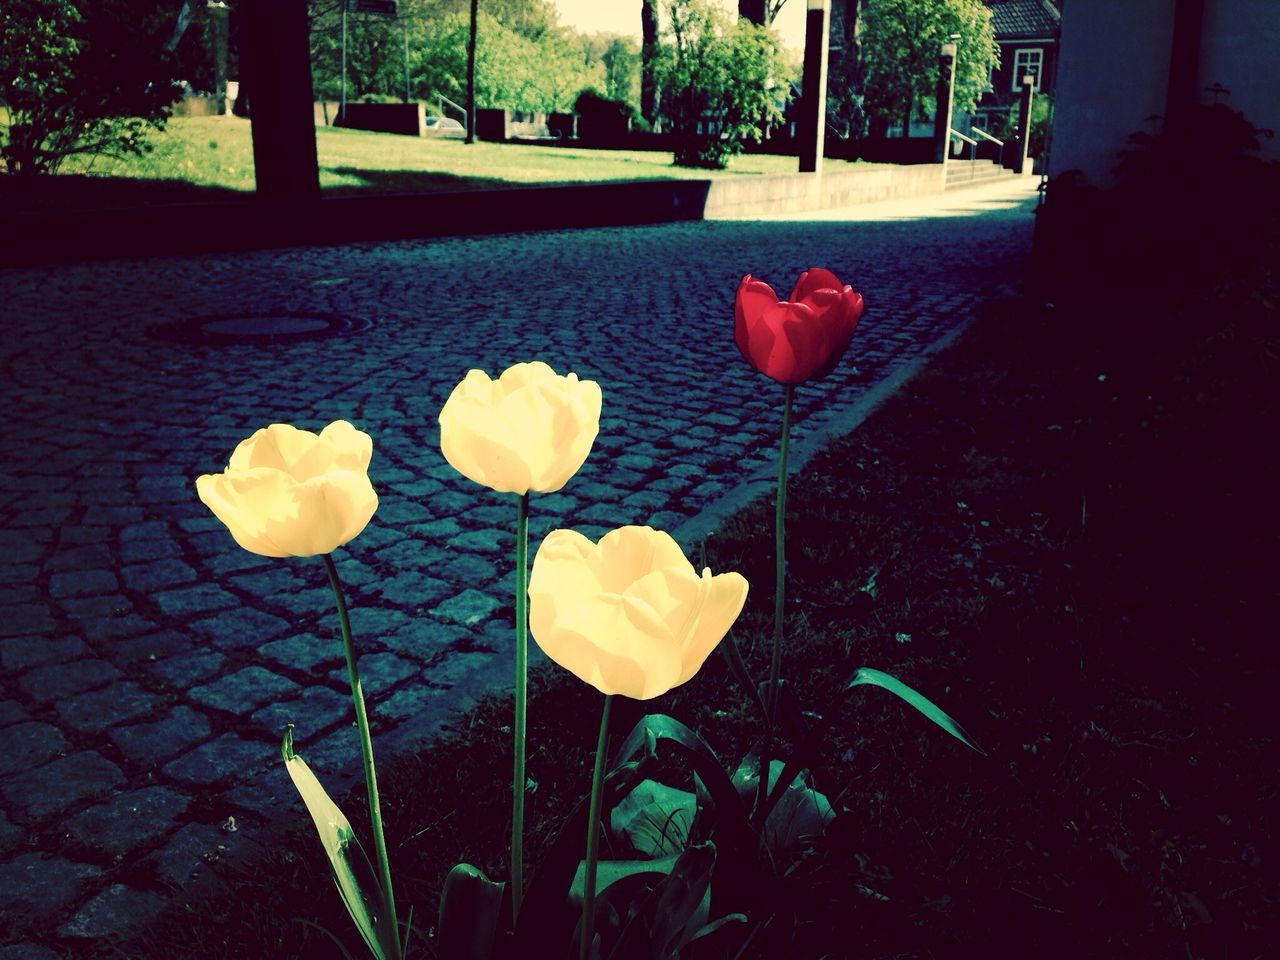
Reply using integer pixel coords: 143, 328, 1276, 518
423, 116, 466, 139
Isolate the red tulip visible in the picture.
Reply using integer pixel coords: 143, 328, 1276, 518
734, 268, 865, 385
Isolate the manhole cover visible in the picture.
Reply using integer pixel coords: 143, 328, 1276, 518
148, 311, 370, 345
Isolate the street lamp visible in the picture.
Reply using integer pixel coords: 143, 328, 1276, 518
933, 37, 959, 165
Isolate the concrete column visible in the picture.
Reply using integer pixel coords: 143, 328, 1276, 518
798, 0, 830, 173
1015, 75, 1035, 174
241, 0, 319, 201
933, 42, 957, 165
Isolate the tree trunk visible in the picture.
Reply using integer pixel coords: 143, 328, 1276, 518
466, 0, 478, 143
902, 91, 912, 137
739, 0, 768, 24
640, 0, 658, 126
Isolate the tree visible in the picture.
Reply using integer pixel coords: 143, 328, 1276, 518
655, 0, 789, 168
860, 0, 996, 137
1, 0, 182, 176
640, 0, 659, 125
738, 0, 789, 26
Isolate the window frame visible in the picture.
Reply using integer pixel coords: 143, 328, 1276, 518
1011, 47, 1044, 92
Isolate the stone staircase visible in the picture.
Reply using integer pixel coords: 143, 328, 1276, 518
944, 158, 1026, 190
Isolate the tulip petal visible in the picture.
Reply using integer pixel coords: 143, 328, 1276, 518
528, 530, 605, 646
593, 527, 690, 596
440, 401, 535, 495
734, 276, 781, 367
673, 571, 749, 688
195, 468, 295, 558
320, 420, 374, 473
548, 592, 683, 700
789, 267, 844, 303
279, 471, 378, 557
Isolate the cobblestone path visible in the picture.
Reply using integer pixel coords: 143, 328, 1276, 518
0, 180, 1037, 955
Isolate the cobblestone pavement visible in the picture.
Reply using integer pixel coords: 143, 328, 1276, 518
0, 179, 1038, 954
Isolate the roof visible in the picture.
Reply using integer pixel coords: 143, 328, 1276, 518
985, 0, 1061, 40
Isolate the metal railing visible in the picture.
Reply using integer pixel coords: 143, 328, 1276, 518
948, 128, 979, 177
436, 93, 467, 127
971, 126, 1004, 147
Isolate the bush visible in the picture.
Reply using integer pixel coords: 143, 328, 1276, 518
0, 0, 181, 176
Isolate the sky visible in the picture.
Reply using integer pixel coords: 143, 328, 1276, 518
550, 0, 809, 52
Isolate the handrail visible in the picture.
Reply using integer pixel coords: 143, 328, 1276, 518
971, 126, 1004, 146
949, 128, 977, 146
436, 92, 467, 123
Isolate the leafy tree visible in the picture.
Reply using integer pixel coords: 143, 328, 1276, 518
309, 0, 598, 112
655, 0, 789, 169
860, 0, 997, 137
1, 0, 182, 176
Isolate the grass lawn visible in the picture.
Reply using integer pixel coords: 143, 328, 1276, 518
2, 115, 866, 210
67, 247, 1278, 958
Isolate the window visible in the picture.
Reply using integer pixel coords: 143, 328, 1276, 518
1012, 48, 1043, 91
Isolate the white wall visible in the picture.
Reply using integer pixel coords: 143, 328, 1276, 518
1198, 0, 1280, 161
1050, 0, 1177, 184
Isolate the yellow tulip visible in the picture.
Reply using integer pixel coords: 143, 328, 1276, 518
438, 361, 602, 496
195, 421, 378, 558
528, 526, 749, 700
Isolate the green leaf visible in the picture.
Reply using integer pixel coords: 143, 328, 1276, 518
437, 863, 506, 960
281, 728, 395, 960
846, 668, 984, 754
731, 759, 834, 857
570, 854, 681, 906
610, 779, 696, 859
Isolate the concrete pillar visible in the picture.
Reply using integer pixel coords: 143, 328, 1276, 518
933, 42, 957, 165
798, 0, 831, 173
1015, 76, 1035, 174
241, 0, 319, 201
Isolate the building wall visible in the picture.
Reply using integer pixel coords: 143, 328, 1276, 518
1198, 0, 1280, 160
1051, 0, 1280, 183
1050, 0, 1176, 184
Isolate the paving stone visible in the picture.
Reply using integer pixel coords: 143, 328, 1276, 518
111, 706, 212, 765
58, 682, 161, 734
65, 786, 190, 857
0, 853, 103, 930
58, 594, 131, 622
0, 809, 24, 849
0, 635, 86, 672
258, 633, 341, 673
264, 587, 334, 617
120, 558, 198, 591
48, 568, 119, 598
446, 529, 511, 555
577, 501, 630, 524
251, 685, 351, 739
346, 606, 412, 639
0, 604, 55, 637
163, 734, 271, 786
364, 571, 450, 610
433, 588, 499, 625
46, 544, 113, 574
147, 821, 246, 886
404, 517, 463, 540
0, 698, 26, 728
119, 537, 183, 564
188, 606, 292, 649
376, 499, 434, 524
331, 651, 418, 693
0, 722, 70, 778
436, 554, 498, 586
2, 752, 125, 820
19, 659, 122, 703
189, 666, 299, 716
152, 583, 241, 617
146, 650, 226, 686
0, 944, 63, 960
379, 619, 463, 661
58, 883, 167, 939
109, 629, 191, 663
390, 477, 445, 499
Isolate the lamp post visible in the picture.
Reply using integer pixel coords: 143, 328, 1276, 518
933, 39, 958, 166
1015, 74, 1035, 175
798, 0, 830, 174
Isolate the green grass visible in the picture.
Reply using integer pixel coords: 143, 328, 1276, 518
47, 115, 863, 195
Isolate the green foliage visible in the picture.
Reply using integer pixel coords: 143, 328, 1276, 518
654, 0, 789, 169
997, 91, 1052, 156
309, 0, 609, 113
861, 0, 998, 136
0, 0, 181, 176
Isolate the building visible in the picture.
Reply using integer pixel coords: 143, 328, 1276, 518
971, 0, 1062, 135
1050, 0, 1280, 185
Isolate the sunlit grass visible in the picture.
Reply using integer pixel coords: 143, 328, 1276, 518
48, 115, 869, 194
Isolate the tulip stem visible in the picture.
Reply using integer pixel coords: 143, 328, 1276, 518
581, 693, 613, 960
758, 382, 793, 820
323, 553, 401, 960
512, 491, 530, 921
